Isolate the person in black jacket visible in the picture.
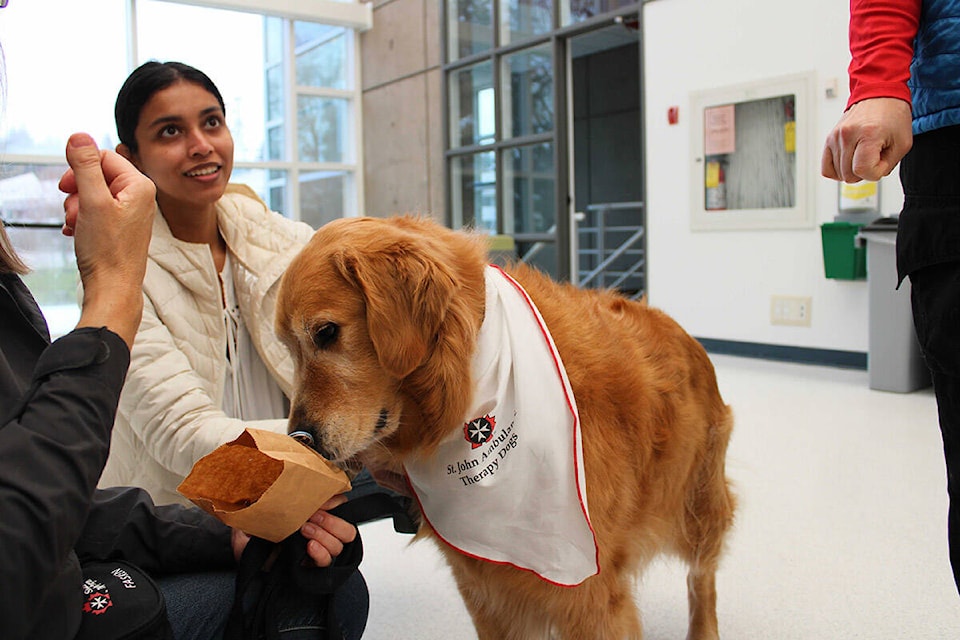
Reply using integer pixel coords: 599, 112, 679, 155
0, 130, 165, 639
0, 133, 367, 637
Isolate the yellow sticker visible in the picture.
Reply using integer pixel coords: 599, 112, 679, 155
705, 161, 720, 188
840, 182, 878, 199
784, 121, 796, 153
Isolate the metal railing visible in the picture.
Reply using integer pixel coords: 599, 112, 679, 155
576, 201, 645, 299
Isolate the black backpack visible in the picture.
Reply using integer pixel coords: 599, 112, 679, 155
225, 492, 417, 640
76, 559, 173, 640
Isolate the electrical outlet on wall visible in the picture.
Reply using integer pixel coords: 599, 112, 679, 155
770, 295, 812, 327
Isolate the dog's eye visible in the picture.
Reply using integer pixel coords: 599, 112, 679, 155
312, 323, 339, 350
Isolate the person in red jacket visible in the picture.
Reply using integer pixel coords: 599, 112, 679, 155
823, 0, 960, 594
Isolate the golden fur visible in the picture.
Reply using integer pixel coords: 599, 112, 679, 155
276, 215, 736, 640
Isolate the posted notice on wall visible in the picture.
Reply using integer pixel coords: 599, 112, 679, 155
704, 104, 736, 156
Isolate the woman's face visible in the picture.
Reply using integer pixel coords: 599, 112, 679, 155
125, 80, 234, 211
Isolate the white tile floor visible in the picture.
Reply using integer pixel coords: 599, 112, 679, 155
356, 354, 960, 639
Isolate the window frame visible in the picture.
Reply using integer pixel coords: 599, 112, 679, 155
0, 0, 367, 225
442, 0, 644, 281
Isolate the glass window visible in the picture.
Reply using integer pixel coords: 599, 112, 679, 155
300, 171, 348, 228
12, 226, 80, 338
0, 0, 127, 155
297, 96, 349, 163
444, 2, 560, 273
450, 152, 497, 232
0, 163, 69, 225
447, 0, 494, 61
500, 0, 553, 46
270, 186, 287, 215
296, 26, 349, 89
449, 61, 495, 148
562, 0, 637, 25
292, 21, 354, 223
502, 44, 553, 139
267, 126, 284, 161
515, 237, 557, 276
268, 168, 289, 215
0, 162, 79, 334
295, 22, 341, 48
505, 142, 554, 234
267, 65, 284, 121
230, 167, 271, 203
265, 16, 284, 65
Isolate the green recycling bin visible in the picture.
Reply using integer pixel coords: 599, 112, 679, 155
821, 221, 866, 280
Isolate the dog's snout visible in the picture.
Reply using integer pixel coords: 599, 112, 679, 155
289, 425, 338, 460
288, 404, 321, 451
288, 407, 341, 460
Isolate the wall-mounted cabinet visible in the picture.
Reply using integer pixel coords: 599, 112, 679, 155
689, 72, 816, 231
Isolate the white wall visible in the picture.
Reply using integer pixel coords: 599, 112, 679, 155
643, 0, 904, 354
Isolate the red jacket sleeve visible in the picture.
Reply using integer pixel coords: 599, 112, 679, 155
846, 0, 922, 108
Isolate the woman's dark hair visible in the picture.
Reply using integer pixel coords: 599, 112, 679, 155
115, 61, 226, 154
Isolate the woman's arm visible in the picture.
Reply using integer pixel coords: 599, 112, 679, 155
117, 294, 287, 479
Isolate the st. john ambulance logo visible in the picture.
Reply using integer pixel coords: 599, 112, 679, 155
83, 592, 112, 615
464, 414, 496, 449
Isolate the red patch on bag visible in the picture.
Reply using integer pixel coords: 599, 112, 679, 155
83, 591, 113, 614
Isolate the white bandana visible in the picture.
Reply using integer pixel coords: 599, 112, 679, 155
403, 265, 599, 586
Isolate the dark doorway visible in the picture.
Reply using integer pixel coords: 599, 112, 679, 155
568, 23, 644, 296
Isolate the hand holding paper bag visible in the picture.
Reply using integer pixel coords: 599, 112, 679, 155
178, 428, 352, 543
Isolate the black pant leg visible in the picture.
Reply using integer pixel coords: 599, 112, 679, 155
909, 261, 960, 594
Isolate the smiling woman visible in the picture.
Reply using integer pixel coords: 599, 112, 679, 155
98, 61, 316, 508
93, 63, 373, 639
115, 63, 236, 248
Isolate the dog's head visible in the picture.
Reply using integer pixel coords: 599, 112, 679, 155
276, 215, 487, 470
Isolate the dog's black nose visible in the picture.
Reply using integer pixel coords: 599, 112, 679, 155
290, 430, 315, 447
288, 424, 337, 460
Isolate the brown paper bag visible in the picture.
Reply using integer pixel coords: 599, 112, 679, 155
178, 428, 351, 542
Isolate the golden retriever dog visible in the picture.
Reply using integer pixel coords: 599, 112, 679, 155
275, 215, 735, 640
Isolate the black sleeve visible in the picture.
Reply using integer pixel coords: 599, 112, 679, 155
0, 327, 129, 627
75, 486, 236, 574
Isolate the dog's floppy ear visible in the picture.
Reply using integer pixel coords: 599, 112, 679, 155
335, 242, 458, 379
